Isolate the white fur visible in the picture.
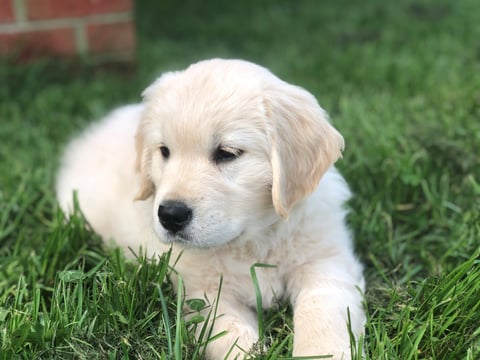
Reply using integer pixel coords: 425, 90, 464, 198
56, 59, 365, 359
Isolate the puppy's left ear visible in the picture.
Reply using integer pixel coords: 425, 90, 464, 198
264, 81, 345, 218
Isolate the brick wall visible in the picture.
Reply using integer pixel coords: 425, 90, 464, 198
0, 0, 135, 61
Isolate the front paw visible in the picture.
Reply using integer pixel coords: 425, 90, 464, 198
293, 347, 351, 360
204, 315, 259, 360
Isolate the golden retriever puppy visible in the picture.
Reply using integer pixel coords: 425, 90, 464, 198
56, 59, 365, 359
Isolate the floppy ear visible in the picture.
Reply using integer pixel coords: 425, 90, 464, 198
134, 128, 155, 200
264, 81, 345, 218
134, 71, 178, 200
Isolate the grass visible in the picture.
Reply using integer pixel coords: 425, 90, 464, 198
1, 0, 479, 358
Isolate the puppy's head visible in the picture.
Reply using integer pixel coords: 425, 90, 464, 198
135, 59, 344, 247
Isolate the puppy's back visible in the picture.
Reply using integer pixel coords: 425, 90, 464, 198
56, 104, 151, 251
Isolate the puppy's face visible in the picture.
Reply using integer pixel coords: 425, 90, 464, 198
135, 59, 344, 248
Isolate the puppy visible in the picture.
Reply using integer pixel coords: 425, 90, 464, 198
56, 59, 365, 359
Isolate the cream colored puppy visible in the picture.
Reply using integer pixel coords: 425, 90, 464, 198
56, 59, 365, 359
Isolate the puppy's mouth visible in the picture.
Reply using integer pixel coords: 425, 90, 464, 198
159, 227, 245, 249
155, 201, 246, 248
163, 230, 214, 249
163, 230, 192, 245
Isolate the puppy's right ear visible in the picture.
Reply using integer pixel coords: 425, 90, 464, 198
134, 129, 154, 200
134, 71, 178, 200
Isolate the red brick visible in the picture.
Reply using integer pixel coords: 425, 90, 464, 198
26, 0, 132, 20
87, 21, 135, 55
0, 28, 76, 59
0, 0, 15, 22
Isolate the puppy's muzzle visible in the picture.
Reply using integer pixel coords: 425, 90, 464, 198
158, 200, 193, 234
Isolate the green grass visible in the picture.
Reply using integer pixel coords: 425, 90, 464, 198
1, 0, 479, 358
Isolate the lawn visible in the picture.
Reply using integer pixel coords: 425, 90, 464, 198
1, 0, 479, 358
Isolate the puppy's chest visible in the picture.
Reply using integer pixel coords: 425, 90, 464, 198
220, 250, 296, 309
246, 262, 286, 308
177, 250, 290, 309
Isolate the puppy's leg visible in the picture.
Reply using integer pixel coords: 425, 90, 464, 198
196, 296, 259, 360
288, 263, 365, 359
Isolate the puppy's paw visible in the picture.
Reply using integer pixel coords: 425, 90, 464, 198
205, 315, 259, 360
293, 347, 351, 360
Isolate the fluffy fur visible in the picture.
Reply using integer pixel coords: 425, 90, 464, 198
56, 59, 365, 359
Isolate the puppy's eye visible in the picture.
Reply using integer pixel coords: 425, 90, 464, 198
160, 145, 170, 159
213, 147, 243, 164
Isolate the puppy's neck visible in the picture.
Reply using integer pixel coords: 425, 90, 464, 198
227, 205, 306, 260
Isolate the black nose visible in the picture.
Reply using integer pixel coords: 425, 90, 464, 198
157, 200, 193, 234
